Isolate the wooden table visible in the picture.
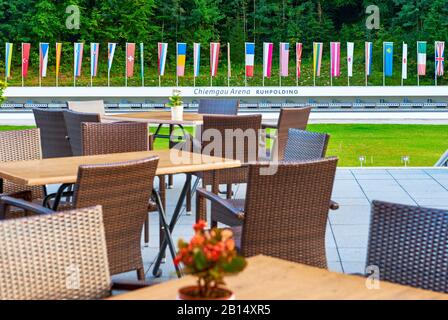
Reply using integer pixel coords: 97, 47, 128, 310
110, 255, 448, 300
0, 150, 240, 278
104, 111, 204, 126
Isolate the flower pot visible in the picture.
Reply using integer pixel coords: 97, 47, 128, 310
177, 286, 235, 300
171, 105, 184, 121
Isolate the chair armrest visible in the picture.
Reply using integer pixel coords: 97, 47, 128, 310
329, 200, 339, 210
111, 280, 155, 291
0, 195, 55, 217
197, 188, 244, 220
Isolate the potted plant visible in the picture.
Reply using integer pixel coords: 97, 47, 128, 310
167, 89, 184, 121
175, 220, 247, 300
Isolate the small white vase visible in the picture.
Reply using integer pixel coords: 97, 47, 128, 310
171, 105, 184, 121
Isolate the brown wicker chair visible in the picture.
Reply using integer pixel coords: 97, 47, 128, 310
0, 129, 46, 218
192, 114, 262, 221
367, 200, 448, 293
63, 109, 101, 156
33, 108, 73, 158
71, 157, 158, 280
197, 158, 339, 268
262, 107, 312, 160
0, 201, 152, 300
81, 121, 158, 246
283, 128, 330, 161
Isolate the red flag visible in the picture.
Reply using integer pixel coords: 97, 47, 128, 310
126, 43, 135, 77
22, 43, 31, 78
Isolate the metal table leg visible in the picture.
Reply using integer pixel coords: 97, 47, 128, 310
152, 173, 191, 278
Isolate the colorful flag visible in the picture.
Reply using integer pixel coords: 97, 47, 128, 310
296, 43, 303, 78
158, 42, 168, 76
140, 43, 145, 79
210, 42, 220, 77
177, 43, 187, 77
193, 43, 201, 77
245, 42, 255, 78
279, 42, 289, 77
263, 43, 273, 78
107, 43, 117, 73
74, 43, 84, 77
227, 42, 231, 78
402, 43, 408, 80
365, 42, 373, 76
417, 41, 427, 76
330, 42, 341, 77
126, 43, 135, 77
313, 42, 323, 77
5, 43, 13, 79
90, 43, 99, 77
55, 43, 62, 78
22, 43, 31, 78
435, 41, 445, 77
347, 42, 354, 77
384, 42, 394, 77
39, 43, 49, 78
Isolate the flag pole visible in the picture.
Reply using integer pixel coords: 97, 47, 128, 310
382, 43, 385, 86
435, 41, 437, 86
330, 43, 333, 87
417, 42, 420, 86
227, 42, 230, 87
125, 43, 128, 87
176, 43, 179, 87
279, 44, 282, 87
21, 43, 24, 87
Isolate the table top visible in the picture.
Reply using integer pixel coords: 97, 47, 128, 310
0, 150, 240, 187
110, 255, 448, 300
104, 111, 204, 125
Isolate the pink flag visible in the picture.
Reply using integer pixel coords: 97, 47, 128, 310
279, 42, 289, 77
296, 43, 303, 78
210, 43, 220, 77
22, 43, 30, 78
126, 43, 135, 77
330, 42, 341, 77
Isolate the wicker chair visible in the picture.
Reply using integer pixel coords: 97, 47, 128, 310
193, 114, 262, 221
197, 158, 339, 268
0, 202, 151, 300
81, 121, 158, 247
33, 108, 73, 158
63, 110, 101, 156
367, 200, 448, 293
283, 128, 330, 161
67, 100, 106, 118
71, 157, 158, 280
0, 129, 46, 218
198, 99, 239, 115
262, 107, 312, 160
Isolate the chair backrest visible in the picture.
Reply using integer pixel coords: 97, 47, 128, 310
63, 110, 101, 156
81, 122, 149, 156
283, 128, 330, 162
0, 206, 111, 300
240, 158, 338, 268
201, 114, 261, 163
67, 100, 105, 117
273, 107, 312, 160
33, 108, 73, 158
367, 200, 448, 293
198, 99, 239, 115
0, 129, 43, 199
73, 157, 159, 277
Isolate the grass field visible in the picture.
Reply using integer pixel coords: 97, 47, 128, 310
2, 124, 447, 167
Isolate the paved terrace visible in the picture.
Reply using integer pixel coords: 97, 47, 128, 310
112, 167, 448, 282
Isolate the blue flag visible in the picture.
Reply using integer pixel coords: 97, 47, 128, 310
384, 42, 393, 77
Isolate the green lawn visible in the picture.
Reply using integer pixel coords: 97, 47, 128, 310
2, 124, 447, 167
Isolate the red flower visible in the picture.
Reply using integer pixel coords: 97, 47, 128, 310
193, 220, 207, 232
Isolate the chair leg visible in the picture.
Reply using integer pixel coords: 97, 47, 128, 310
186, 174, 192, 214
226, 184, 233, 199
158, 176, 166, 261
136, 267, 145, 280
144, 216, 149, 247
